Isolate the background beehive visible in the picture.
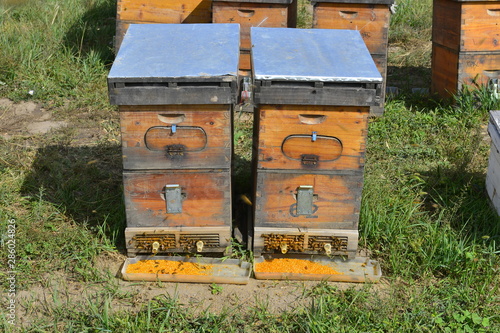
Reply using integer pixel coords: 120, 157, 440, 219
431, 0, 500, 98
115, 0, 213, 50
212, 0, 297, 71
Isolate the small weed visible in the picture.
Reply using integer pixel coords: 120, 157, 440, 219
210, 283, 223, 295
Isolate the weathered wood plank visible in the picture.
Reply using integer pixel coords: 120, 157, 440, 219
253, 84, 381, 106
108, 83, 237, 106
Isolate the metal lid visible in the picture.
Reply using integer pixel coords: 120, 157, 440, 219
108, 24, 240, 80
251, 27, 382, 83
214, 0, 294, 3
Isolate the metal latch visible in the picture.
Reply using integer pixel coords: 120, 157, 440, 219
165, 144, 185, 156
490, 78, 499, 99
296, 186, 314, 215
163, 184, 183, 214
301, 154, 319, 166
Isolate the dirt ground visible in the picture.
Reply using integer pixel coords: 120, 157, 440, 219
16, 251, 387, 327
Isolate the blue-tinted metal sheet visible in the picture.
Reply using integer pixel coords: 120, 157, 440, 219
109, 24, 240, 79
251, 27, 382, 83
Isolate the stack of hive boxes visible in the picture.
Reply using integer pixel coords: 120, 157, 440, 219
310, 0, 394, 115
108, 24, 240, 257
431, 0, 500, 98
250, 27, 383, 259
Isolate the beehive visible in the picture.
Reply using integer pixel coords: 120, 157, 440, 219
212, 0, 297, 71
431, 0, 500, 98
311, 0, 394, 115
108, 24, 240, 256
250, 27, 382, 259
487, 110, 500, 216
115, 0, 213, 51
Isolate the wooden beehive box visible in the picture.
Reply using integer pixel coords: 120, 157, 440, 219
251, 27, 382, 258
431, 0, 500, 98
115, 0, 213, 51
487, 110, 500, 216
212, 0, 297, 71
108, 24, 240, 256
311, 0, 394, 115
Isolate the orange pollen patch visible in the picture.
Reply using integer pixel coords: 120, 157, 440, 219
126, 260, 213, 275
254, 258, 343, 275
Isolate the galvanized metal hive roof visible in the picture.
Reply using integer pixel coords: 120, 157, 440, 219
251, 27, 383, 83
108, 24, 240, 80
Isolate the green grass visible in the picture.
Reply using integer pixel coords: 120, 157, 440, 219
1, 0, 500, 332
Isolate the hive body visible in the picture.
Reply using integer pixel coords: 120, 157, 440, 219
108, 24, 240, 256
250, 27, 382, 258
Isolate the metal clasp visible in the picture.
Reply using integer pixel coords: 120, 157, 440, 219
490, 78, 499, 99
301, 154, 319, 166
296, 185, 314, 216
162, 184, 183, 214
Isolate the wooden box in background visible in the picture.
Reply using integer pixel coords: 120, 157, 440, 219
432, 0, 500, 98
212, 0, 297, 71
108, 24, 240, 256
251, 28, 382, 258
115, 0, 213, 50
311, 0, 394, 116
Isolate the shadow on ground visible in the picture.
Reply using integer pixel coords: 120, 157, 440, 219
20, 143, 126, 250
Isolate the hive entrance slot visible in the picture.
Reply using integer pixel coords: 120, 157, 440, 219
179, 234, 220, 252
130, 234, 176, 253
308, 236, 348, 253
262, 234, 305, 253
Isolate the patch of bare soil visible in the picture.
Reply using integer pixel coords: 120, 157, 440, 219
0, 98, 67, 137
0, 98, 116, 146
